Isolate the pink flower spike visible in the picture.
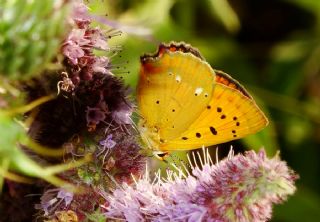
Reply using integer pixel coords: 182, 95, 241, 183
62, 42, 84, 65
71, 2, 91, 26
102, 148, 298, 221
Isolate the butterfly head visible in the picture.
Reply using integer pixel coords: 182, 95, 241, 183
138, 120, 170, 160
138, 120, 161, 148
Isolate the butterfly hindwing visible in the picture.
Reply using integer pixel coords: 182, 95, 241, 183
138, 46, 215, 141
161, 73, 268, 151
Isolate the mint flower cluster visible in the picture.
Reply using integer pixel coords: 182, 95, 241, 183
104, 149, 297, 222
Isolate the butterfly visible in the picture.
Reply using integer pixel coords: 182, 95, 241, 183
137, 42, 268, 160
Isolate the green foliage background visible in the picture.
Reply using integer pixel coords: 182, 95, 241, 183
88, 0, 320, 221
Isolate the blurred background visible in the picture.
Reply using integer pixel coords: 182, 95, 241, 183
88, 0, 320, 221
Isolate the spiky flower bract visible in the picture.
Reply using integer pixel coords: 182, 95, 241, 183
0, 0, 71, 79
103, 148, 298, 222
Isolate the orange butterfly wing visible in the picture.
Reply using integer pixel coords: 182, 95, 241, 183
137, 43, 215, 142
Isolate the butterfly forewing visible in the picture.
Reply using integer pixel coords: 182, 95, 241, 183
138, 50, 215, 141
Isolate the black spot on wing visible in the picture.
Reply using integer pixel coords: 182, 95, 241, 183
210, 126, 217, 135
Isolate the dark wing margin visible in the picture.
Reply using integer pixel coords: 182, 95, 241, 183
214, 69, 252, 99
140, 42, 204, 64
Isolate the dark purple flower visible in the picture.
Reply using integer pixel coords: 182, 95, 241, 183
86, 106, 106, 126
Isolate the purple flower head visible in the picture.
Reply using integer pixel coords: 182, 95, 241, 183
92, 56, 111, 74
111, 102, 133, 125
62, 42, 85, 65
57, 189, 74, 206
89, 28, 110, 50
71, 1, 91, 27
86, 106, 106, 125
99, 134, 116, 149
62, 0, 115, 86
102, 148, 298, 221
62, 29, 91, 65
36, 188, 74, 216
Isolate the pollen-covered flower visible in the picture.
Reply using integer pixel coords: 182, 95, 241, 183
103, 148, 298, 222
